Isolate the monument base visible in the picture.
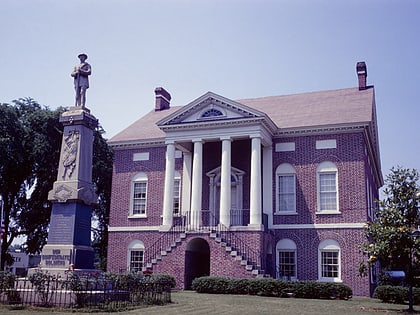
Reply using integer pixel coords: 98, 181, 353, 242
39, 244, 94, 270
27, 244, 96, 279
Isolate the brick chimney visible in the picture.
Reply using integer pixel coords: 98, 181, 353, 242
154, 87, 171, 111
356, 61, 367, 90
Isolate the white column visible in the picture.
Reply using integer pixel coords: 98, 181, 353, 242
181, 152, 192, 216
249, 136, 262, 226
262, 145, 273, 228
162, 142, 175, 228
220, 137, 231, 227
190, 139, 203, 229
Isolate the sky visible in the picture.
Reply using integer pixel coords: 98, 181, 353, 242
1, 0, 419, 180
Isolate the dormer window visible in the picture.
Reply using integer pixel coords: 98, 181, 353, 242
200, 108, 224, 118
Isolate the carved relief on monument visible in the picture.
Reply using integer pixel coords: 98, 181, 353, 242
53, 184, 74, 202
62, 130, 79, 180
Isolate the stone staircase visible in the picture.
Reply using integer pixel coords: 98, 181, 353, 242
209, 230, 265, 276
143, 226, 264, 277
145, 231, 187, 269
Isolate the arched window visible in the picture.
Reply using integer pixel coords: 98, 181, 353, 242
276, 239, 297, 280
200, 108, 224, 118
318, 239, 341, 282
130, 172, 148, 216
275, 163, 296, 213
127, 240, 145, 273
317, 161, 339, 213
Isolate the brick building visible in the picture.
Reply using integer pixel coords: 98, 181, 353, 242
107, 62, 382, 296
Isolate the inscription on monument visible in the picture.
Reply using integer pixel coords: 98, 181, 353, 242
41, 249, 71, 268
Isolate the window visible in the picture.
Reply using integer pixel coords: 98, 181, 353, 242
276, 239, 297, 280
276, 164, 296, 213
318, 239, 341, 282
128, 240, 145, 273
173, 172, 181, 215
201, 108, 224, 118
317, 162, 339, 213
131, 173, 148, 216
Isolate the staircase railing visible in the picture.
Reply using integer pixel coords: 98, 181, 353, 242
143, 209, 264, 273
208, 212, 264, 271
142, 218, 187, 270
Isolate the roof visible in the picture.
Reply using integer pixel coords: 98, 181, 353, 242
109, 86, 375, 144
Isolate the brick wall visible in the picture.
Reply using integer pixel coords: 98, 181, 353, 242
272, 132, 369, 225
108, 131, 378, 296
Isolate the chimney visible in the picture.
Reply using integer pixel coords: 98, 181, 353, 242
154, 87, 171, 111
356, 61, 367, 90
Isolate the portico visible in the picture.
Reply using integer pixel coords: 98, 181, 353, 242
160, 134, 269, 231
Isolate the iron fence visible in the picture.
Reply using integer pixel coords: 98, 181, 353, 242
0, 273, 172, 311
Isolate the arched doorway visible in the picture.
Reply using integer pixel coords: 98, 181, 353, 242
184, 238, 210, 289
206, 166, 245, 226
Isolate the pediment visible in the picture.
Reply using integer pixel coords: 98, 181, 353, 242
157, 92, 266, 127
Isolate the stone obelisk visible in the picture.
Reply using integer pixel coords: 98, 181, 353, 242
38, 54, 97, 274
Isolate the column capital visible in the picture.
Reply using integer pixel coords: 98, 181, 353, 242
249, 134, 261, 139
191, 138, 203, 143
220, 136, 232, 142
165, 140, 176, 145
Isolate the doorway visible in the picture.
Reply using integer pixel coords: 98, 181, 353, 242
184, 238, 210, 289
207, 166, 244, 226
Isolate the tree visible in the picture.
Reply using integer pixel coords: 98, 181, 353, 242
0, 99, 113, 270
360, 166, 420, 311
91, 126, 114, 270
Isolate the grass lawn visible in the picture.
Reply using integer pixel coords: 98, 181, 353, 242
0, 290, 417, 314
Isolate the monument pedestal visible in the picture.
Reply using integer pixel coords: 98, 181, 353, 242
31, 107, 98, 277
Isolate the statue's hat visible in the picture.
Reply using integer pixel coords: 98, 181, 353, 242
78, 53, 88, 59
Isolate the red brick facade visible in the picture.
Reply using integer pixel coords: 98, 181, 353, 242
107, 81, 381, 296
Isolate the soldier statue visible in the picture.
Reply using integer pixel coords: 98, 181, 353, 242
71, 53, 91, 107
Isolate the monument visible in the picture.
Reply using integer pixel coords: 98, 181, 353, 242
37, 54, 97, 274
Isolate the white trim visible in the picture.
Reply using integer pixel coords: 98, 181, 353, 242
316, 139, 337, 150
271, 223, 366, 229
133, 152, 150, 161
130, 173, 148, 216
318, 239, 341, 282
109, 225, 161, 232
275, 142, 295, 152
317, 161, 339, 212
276, 239, 297, 281
276, 164, 296, 213
108, 225, 266, 232
127, 240, 145, 273
128, 214, 147, 219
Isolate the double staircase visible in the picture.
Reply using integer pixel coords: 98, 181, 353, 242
142, 220, 265, 276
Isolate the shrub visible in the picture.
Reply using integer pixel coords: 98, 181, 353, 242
227, 278, 249, 294
247, 278, 288, 297
150, 274, 176, 289
0, 271, 15, 294
29, 270, 61, 306
293, 281, 323, 299
192, 276, 230, 294
192, 276, 352, 300
373, 285, 407, 304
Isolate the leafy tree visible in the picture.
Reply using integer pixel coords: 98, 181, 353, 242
361, 167, 420, 271
92, 126, 114, 270
0, 99, 113, 270
360, 167, 420, 311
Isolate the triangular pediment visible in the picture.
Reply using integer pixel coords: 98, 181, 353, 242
157, 92, 266, 127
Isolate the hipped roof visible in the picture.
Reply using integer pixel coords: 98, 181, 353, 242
109, 86, 375, 144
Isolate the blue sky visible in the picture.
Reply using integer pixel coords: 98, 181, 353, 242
1, 0, 419, 179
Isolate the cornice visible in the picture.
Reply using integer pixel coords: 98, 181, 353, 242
108, 138, 165, 150
274, 123, 368, 137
